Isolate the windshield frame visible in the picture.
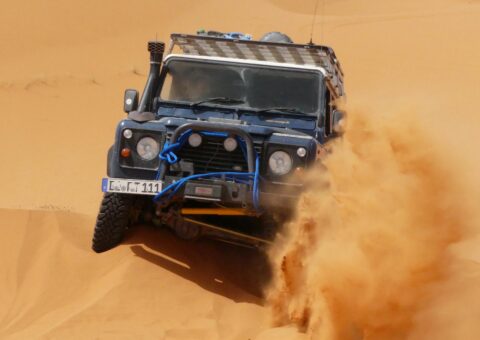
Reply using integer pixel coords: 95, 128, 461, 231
155, 55, 325, 116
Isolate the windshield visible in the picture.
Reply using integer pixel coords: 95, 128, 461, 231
159, 59, 321, 115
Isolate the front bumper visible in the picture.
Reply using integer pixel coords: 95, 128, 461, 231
105, 120, 311, 211
102, 176, 301, 209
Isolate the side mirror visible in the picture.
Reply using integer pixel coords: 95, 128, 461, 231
332, 109, 346, 135
124, 89, 139, 113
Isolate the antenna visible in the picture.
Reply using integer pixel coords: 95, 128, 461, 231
309, 0, 320, 45
320, 0, 326, 42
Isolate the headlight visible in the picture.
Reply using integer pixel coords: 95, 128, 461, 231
136, 137, 159, 161
268, 150, 293, 175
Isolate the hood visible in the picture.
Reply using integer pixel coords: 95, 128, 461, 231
156, 106, 317, 133
153, 115, 316, 140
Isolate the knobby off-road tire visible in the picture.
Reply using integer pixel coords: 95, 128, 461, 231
92, 192, 133, 253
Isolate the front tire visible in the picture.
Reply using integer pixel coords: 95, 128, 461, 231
92, 193, 133, 253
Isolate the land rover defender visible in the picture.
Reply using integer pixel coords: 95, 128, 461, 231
92, 31, 345, 252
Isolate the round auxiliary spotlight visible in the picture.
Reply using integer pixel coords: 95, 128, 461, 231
223, 137, 238, 152
188, 133, 202, 147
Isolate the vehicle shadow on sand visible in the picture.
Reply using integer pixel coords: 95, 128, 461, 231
124, 225, 272, 304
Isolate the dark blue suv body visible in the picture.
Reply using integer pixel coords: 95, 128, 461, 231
92, 33, 345, 252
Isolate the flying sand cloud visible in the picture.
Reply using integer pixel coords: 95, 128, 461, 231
267, 109, 480, 339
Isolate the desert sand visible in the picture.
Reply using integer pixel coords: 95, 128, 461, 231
1, 0, 479, 339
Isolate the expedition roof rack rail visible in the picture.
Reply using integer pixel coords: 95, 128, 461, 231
167, 33, 345, 97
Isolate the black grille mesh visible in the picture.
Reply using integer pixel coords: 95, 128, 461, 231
177, 136, 261, 174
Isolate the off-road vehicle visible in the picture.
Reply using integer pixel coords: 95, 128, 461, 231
92, 31, 345, 252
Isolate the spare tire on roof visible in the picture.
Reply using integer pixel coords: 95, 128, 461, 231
260, 32, 293, 43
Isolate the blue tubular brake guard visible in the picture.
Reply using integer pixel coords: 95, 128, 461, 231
201, 131, 228, 138
155, 130, 262, 211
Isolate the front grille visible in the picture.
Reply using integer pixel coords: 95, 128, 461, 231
178, 136, 262, 174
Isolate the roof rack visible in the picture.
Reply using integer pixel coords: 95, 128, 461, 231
168, 33, 345, 97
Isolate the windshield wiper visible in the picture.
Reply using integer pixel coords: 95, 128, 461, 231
255, 107, 306, 116
191, 97, 245, 107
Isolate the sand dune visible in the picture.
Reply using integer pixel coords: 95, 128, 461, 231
1, 0, 479, 339
0, 210, 268, 339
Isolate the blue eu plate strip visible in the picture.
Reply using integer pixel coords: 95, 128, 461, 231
101, 178, 108, 193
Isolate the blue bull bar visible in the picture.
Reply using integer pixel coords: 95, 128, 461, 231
153, 123, 260, 210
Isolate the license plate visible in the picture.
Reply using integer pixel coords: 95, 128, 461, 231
102, 178, 162, 196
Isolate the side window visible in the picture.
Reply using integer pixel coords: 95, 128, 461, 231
323, 88, 333, 136
160, 71, 173, 99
